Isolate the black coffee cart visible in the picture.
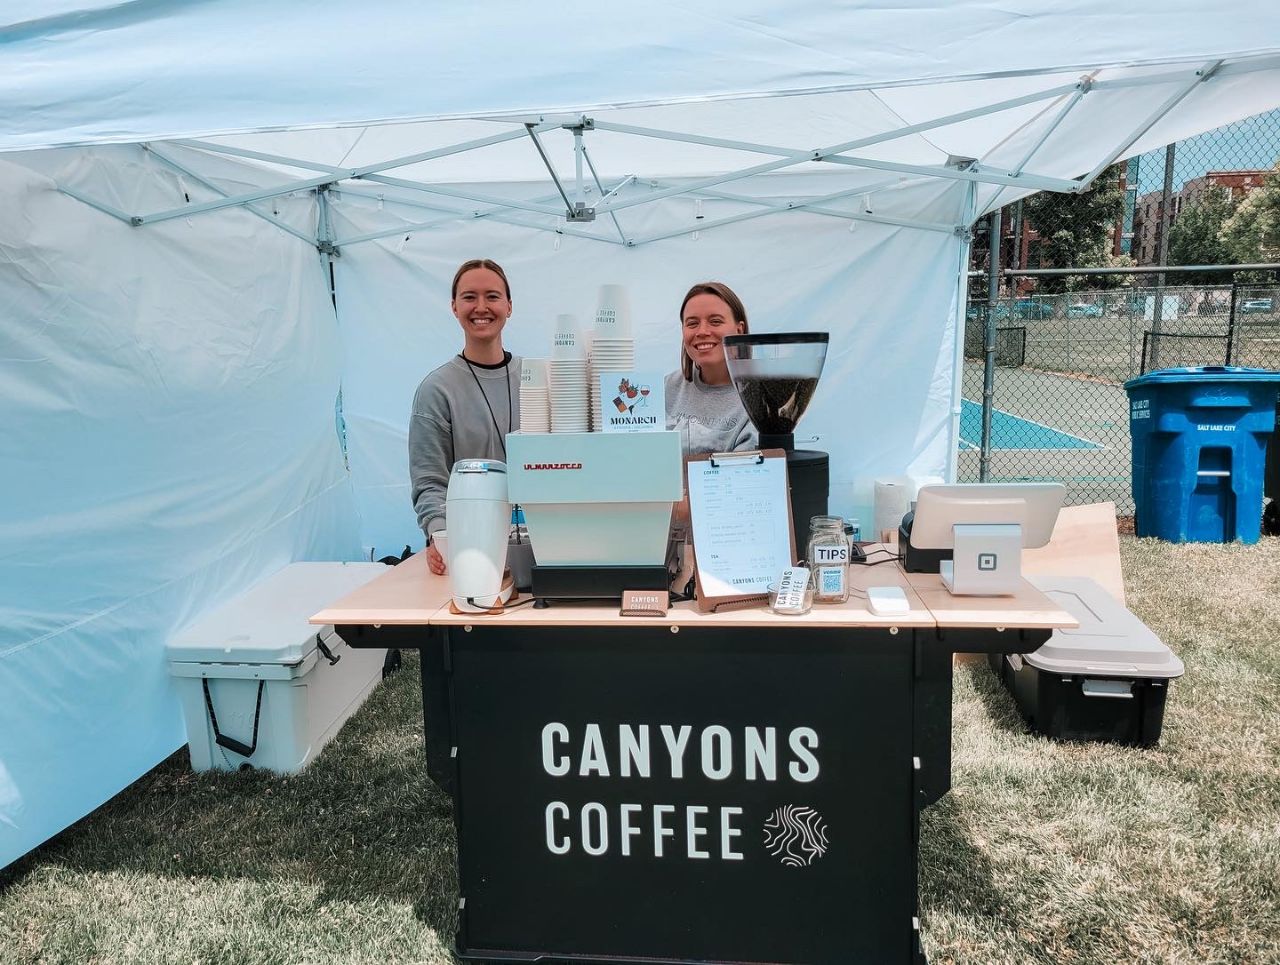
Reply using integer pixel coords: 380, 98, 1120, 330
314, 551, 1073, 964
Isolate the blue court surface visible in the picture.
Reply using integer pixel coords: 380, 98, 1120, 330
959, 399, 1103, 451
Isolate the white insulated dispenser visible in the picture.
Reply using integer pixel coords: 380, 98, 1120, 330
445, 459, 513, 612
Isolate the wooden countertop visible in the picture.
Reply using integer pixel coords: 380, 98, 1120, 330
311, 546, 1077, 632
902, 569, 1078, 630
309, 552, 453, 626
427, 547, 935, 628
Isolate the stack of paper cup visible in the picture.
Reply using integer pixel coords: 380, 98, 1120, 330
590, 285, 636, 429
549, 314, 590, 433
519, 358, 550, 433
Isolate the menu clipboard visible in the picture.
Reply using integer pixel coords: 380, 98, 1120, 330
686, 449, 795, 612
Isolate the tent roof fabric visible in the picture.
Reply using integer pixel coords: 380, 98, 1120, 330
4, 1, 1279, 153
4, 4, 1278, 247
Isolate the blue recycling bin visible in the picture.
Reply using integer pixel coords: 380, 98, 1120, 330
1124, 366, 1280, 543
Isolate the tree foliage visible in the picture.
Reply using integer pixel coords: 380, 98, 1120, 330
1220, 161, 1280, 266
1021, 165, 1127, 292
1168, 187, 1239, 284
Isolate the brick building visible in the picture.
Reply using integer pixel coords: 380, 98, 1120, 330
1131, 169, 1271, 265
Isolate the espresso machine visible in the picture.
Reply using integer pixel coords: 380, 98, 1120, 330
505, 430, 684, 605
722, 332, 830, 550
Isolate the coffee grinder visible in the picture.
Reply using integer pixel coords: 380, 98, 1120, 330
722, 333, 830, 550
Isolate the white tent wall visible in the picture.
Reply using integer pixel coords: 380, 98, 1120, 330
2, 0, 1279, 871
329, 179, 966, 556
0, 149, 361, 867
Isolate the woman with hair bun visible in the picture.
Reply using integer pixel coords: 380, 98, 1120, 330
409, 258, 520, 575
664, 281, 757, 455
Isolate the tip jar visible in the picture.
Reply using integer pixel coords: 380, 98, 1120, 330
807, 515, 851, 603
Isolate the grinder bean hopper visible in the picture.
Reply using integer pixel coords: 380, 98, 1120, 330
723, 332, 830, 549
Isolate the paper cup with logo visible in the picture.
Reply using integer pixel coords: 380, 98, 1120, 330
552, 314, 585, 359
594, 284, 632, 338
521, 357, 548, 389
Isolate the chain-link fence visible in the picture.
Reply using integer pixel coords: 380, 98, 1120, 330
959, 278, 1279, 513
961, 108, 1280, 516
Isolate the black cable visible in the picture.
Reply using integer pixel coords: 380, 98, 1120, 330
865, 547, 906, 563
464, 593, 537, 612
855, 547, 902, 563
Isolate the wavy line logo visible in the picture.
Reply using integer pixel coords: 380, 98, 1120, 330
762, 805, 829, 867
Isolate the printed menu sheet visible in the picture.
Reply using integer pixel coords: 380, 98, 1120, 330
687, 453, 793, 600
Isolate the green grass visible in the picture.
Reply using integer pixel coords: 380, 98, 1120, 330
3, 537, 1279, 964
0, 661, 460, 964
921, 536, 1280, 965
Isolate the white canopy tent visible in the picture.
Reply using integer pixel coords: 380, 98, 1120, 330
2, 1, 1278, 866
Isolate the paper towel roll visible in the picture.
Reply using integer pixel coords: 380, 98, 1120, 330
874, 477, 913, 541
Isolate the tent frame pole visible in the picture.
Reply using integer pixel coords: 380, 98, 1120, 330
648, 175, 913, 224
135, 124, 561, 226
333, 210, 624, 248
357, 173, 566, 217
589, 128, 1079, 218
1087, 53, 1280, 90
175, 138, 569, 218
979, 207, 1002, 482
53, 183, 133, 223
594, 154, 817, 214
629, 184, 955, 246
142, 143, 317, 247
327, 184, 626, 246
589, 83, 1077, 163
580, 146, 631, 244
316, 185, 339, 295
574, 127, 586, 205
1078, 59, 1221, 187
524, 125, 577, 215
982, 73, 1096, 213
947, 182, 980, 483
469, 52, 1275, 123
340, 214, 624, 247
63, 53, 1234, 251
820, 155, 1078, 192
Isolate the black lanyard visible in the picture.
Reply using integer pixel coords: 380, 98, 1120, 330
461, 353, 513, 459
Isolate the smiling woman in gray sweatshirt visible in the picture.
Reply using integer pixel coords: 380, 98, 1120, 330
666, 280, 757, 454
409, 259, 521, 575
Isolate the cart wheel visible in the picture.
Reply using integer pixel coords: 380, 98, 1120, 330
1263, 500, 1279, 537
382, 648, 403, 678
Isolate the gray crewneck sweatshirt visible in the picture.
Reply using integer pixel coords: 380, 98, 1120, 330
664, 368, 757, 454
409, 353, 521, 539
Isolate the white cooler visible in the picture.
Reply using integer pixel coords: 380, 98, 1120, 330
166, 562, 388, 773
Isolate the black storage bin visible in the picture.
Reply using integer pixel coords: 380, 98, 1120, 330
987, 577, 1184, 748
991, 652, 1171, 747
